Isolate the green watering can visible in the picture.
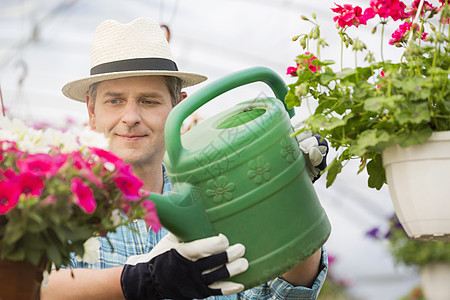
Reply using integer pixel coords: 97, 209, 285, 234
149, 67, 331, 289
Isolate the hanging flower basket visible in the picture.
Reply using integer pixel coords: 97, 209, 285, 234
382, 131, 450, 241
420, 262, 450, 300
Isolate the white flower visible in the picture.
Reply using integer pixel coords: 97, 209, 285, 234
76, 237, 101, 264
41, 270, 50, 290
41, 128, 79, 153
104, 161, 115, 172
110, 209, 122, 226
77, 127, 109, 149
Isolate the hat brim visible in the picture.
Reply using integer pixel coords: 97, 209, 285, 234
62, 70, 207, 102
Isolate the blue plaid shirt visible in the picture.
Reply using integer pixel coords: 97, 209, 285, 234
69, 166, 328, 299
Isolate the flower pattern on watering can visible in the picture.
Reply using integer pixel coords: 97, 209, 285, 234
205, 176, 236, 203
280, 136, 300, 163
247, 156, 271, 184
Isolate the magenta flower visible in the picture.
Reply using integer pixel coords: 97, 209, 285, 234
367, 0, 408, 21
286, 66, 298, 76
140, 200, 161, 232
410, 0, 437, 17
71, 152, 102, 187
0, 180, 21, 214
89, 147, 123, 165
18, 172, 44, 196
389, 21, 428, 45
332, 3, 371, 28
300, 52, 321, 73
17, 153, 66, 177
113, 174, 144, 201
71, 177, 96, 213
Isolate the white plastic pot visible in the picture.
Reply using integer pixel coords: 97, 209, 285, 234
420, 263, 450, 300
382, 131, 450, 242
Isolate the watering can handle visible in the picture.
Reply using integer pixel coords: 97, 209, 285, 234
165, 66, 294, 165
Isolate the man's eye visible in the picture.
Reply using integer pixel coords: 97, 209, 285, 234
107, 99, 120, 104
142, 100, 157, 105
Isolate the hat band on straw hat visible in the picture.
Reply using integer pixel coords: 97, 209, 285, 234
90, 57, 178, 75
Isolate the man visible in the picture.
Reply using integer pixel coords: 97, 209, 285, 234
42, 17, 328, 299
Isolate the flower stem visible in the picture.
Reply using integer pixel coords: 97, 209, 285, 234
340, 35, 343, 71
380, 23, 385, 62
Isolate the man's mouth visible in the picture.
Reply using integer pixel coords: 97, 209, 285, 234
116, 133, 148, 140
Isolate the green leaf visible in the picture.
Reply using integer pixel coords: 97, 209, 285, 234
320, 67, 336, 85
335, 68, 356, 79
284, 89, 300, 109
367, 155, 385, 190
3, 216, 27, 245
351, 129, 392, 156
308, 115, 346, 131
397, 125, 433, 147
46, 243, 62, 267
364, 95, 404, 111
326, 158, 343, 188
396, 102, 430, 125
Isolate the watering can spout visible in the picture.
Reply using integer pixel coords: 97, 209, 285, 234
148, 182, 215, 242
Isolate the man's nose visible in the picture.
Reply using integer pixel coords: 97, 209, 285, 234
121, 101, 142, 126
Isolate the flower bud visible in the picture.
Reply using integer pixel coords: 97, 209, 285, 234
301, 15, 309, 21
372, 26, 377, 34
295, 82, 309, 97
312, 27, 319, 39
430, 23, 436, 31
435, 32, 445, 42
300, 36, 307, 48
312, 12, 316, 19
292, 35, 300, 41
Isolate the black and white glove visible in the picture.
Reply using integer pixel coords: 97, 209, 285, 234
121, 233, 248, 300
296, 131, 329, 183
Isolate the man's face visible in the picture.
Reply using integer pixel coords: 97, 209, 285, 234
87, 76, 173, 167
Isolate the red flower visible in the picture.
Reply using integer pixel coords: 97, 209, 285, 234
71, 152, 102, 187
140, 200, 161, 232
89, 147, 123, 165
0, 180, 21, 214
71, 177, 96, 213
18, 172, 44, 196
368, 0, 409, 21
16, 153, 66, 178
113, 173, 144, 201
286, 66, 298, 76
332, 3, 371, 28
297, 52, 321, 73
410, 0, 437, 17
389, 21, 428, 45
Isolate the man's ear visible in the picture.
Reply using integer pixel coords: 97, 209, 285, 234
178, 91, 188, 103
86, 93, 96, 130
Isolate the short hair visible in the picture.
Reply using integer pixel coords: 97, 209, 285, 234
88, 76, 183, 107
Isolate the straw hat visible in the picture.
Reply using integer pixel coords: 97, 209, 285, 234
62, 17, 207, 102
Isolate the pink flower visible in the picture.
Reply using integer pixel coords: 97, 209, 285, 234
71, 152, 102, 187
18, 172, 44, 196
368, 0, 408, 21
377, 71, 386, 89
89, 147, 123, 165
332, 3, 371, 28
113, 173, 144, 201
0, 180, 21, 214
71, 177, 96, 213
389, 21, 428, 45
286, 66, 298, 76
140, 200, 161, 232
16, 153, 66, 177
410, 0, 437, 17
297, 52, 321, 73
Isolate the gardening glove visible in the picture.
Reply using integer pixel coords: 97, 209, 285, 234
121, 232, 248, 300
296, 131, 329, 183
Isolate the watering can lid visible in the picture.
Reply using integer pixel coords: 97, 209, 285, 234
164, 97, 290, 175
